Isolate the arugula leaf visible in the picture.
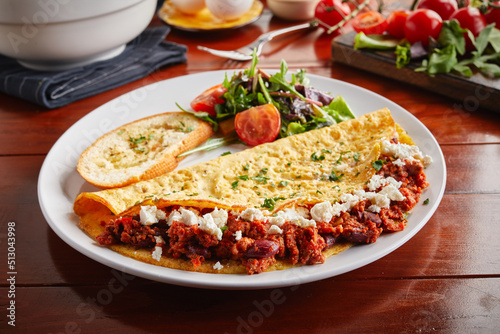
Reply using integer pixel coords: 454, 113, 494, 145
323, 96, 355, 123
438, 20, 467, 56
489, 27, 500, 53
472, 23, 495, 56
427, 44, 458, 75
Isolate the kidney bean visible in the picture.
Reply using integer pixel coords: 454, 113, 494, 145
344, 231, 370, 244
245, 239, 279, 259
322, 234, 337, 250
188, 244, 210, 258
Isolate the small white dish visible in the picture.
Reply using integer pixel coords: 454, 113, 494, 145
267, 0, 321, 21
205, 0, 254, 21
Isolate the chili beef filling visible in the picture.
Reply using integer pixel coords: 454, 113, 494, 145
96, 154, 429, 275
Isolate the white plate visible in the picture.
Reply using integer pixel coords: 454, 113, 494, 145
38, 70, 446, 289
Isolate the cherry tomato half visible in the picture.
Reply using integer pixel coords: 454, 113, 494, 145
234, 104, 281, 146
314, 0, 351, 30
449, 7, 486, 51
190, 84, 227, 117
417, 0, 458, 20
484, 1, 500, 28
387, 10, 410, 38
351, 10, 388, 35
404, 9, 443, 47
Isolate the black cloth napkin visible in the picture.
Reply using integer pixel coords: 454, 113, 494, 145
0, 26, 187, 109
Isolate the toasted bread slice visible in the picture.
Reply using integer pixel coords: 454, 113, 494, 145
77, 112, 213, 189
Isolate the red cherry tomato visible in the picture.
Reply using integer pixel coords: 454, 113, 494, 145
234, 104, 281, 146
416, 0, 458, 20
314, 0, 352, 29
387, 10, 410, 38
351, 10, 388, 35
449, 7, 487, 50
404, 9, 443, 47
484, 1, 500, 28
190, 84, 227, 117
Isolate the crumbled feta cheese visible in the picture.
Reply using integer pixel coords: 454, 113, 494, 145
156, 209, 167, 221
423, 155, 433, 166
268, 214, 285, 226
364, 192, 391, 213
382, 140, 422, 161
167, 210, 182, 226
213, 261, 223, 270
199, 213, 223, 240
382, 140, 432, 167
281, 208, 316, 228
240, 208, 266, 222
234, 230, 242, 240
179, 208, 199, 226
393, 159, 406, 167
379, 184, 405, 202
209, 208, 228, 228
310, 201, 334, 223
340, 193, 361, 210
367, 175, 386, 191
167, 208, 199, 226
151, 246, 162, 261
331, 202, 349, 216
151, 236, 164, 262
386, 177, 402, 189
140, 206, 158, 225
268, 225, 283, 235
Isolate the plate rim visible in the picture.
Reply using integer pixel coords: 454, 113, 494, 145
38, 70, 447, 289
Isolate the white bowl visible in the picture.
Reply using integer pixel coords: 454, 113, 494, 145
205, 0, 254, 21
0, 0, 156, 71
267, 0, 320, 21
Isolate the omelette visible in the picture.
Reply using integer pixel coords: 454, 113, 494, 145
74, 108, 432, 275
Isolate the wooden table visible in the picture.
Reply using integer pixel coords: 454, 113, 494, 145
1, 4, 500, 333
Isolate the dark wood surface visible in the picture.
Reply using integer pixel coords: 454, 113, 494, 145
1, 3, 500, 333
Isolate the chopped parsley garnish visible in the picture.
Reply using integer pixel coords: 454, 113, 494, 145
251, 176, 270, 183
311, 152, 325, 162
261, 196, 286, 211
238, 175, 249, 180
278, 181, 288, 187
423, 198, 430, 205
243, 163, 250, 171
372, 160, 385, 171
177, 121, 195, 133
221, 151, 231, 156
231, 180, 239, 189
328, 170, 344, 181
353, 152, 361, 162
129, 134, 146, 145
220, 226, 228, 233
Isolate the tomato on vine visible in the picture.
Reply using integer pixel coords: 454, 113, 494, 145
387, 10, 410, 38
416, 0, 458, 20
314, 0, 352, 30
404, 9, 443, 46
351, 10, 388, 35
449, 7, 487, 51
